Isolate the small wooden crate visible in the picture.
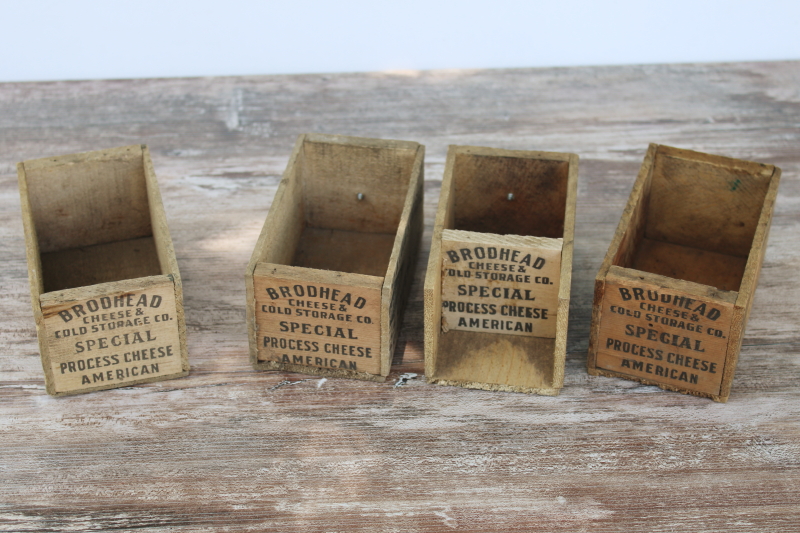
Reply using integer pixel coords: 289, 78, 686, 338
246, 134, 424, 381
588, 144, 781, 402
18, 145, 189, 396
424, 145, 578, 395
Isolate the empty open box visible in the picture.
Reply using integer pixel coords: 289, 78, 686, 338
18, 145, 189, 396
587, 144, 781, 402
246, 134, 424, 381
424, 145, 578, 395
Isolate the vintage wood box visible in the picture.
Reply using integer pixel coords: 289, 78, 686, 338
18, 145, 189, 396
424, 145, 578, 395
587, 144, 781, 402
246, 133, 424, 381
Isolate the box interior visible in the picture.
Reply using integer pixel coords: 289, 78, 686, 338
25, 148, 163, 293
272, 139, 417, 278
435, 151, 570, 390
452, 152, 569, 238
613, 147, 772, 292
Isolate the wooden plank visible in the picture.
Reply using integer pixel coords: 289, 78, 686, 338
21, 145, 150, 253
595, 266, 736, 397
720, 165, 782, 399
380, 145, 424, 375
39, 236, 161, 292
451, 147, 569, 238
646, 146, 774, 257
300, 134, 419, 234
631, 237, 748, 292
2, 61, 800, 531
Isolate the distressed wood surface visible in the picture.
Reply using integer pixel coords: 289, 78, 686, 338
1, 62, 799, 532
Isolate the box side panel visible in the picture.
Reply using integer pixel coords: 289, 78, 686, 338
594, 266, 736, 397
253, 263, 383, 376
423, 146, 458, 380
380, 146, 424, 376
611, 152, 654, 269
451, 147, 569, 238
23, 145, 151, 253
646, 147, 774, 258
142, 146, 180, 278
552, 154, 579, 389
246, 136, 305, 365
39, 275, 186, 395
17, 163, 52, 393
718, 166, 781, 400
142, 147, 188, 369
588, 144, 657, 371
301, 137, 418, 234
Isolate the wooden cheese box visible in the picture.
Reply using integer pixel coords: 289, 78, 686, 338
587, 144, 781, 402
246, 134, 424, 381
424, 145, 578, 395
17, 145, 189, 396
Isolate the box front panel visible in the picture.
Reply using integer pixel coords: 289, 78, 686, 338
42, 281, 183, 393
595, 278, 734, 396
440, 237, 562, 338
254, 275, 382, 375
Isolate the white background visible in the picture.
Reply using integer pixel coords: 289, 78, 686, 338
1, 0, 798, 82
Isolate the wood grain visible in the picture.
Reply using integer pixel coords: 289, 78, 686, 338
1, 61, 800, 531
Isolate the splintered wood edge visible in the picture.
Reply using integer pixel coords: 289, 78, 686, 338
718, 165, 782, 400
20, 144, 144, 171
428, 377, 560, 396
588, 144, 657, 372
441, 229, 563, 250
380, 143, 425, 376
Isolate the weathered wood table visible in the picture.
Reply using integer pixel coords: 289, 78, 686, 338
1, 61, 798, 532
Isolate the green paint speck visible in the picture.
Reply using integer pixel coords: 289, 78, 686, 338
729, 179, 742, 191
